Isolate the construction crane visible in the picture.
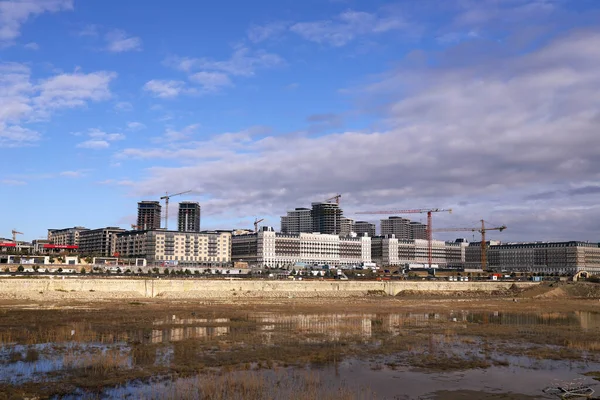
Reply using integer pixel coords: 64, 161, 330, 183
325, 194, 342, 205
160, 190, 192, 230
432, 220, 506, 271
254, 218, 264, 233
356, 208, 452, 268
11, 229, 23, 243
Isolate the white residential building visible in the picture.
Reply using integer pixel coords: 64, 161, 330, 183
232, 228, 371, 268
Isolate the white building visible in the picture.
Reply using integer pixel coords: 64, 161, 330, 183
232, 228, 371, 268
115, 230, 231, 266
371, 236, 465, 267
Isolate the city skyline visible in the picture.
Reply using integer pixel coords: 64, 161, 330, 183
2, 0, 599, 243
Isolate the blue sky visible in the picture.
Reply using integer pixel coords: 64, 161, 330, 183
1, 0, 600, 242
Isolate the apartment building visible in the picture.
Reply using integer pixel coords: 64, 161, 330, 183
47, 226, 89, 247
311, 202, 343, 235
466, 241, 600, 274
371, 236, 465, 267
178, 202, 201, 232
137, 201, 162, 230
339, 217, 355, 237
78, 227, 126, 257
380, 217, 427, 240
115, 230, 231, 266
354, 221, 376, 237
232, 228, 371, 268
281, 208, 312, 234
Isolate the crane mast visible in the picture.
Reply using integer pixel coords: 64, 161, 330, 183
432, 220, 506, 271
356, 208, 452, 268
160, 190, 192, 230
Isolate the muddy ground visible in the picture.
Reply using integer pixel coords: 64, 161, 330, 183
0, 282, 598, 399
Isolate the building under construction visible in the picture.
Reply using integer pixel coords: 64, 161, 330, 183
178, 202, 201, 232
137, 201, 162, 230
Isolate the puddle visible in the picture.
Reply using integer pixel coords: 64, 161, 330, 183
1, 309, 599, 398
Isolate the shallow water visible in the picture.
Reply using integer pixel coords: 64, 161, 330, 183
1, 309, 599, 398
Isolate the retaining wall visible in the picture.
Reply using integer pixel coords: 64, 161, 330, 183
0, 278, 537, 299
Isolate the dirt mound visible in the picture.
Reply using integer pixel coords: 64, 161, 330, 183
520, 282, 600, 299
533, 287, 568, 299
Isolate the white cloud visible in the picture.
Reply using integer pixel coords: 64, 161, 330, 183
189, 71, 232, 91
172, 47, 283, 77
87, 128, 124, 141
77, 24, 99, 37
105, 29, 142, 52
76, 128, 124, 149
122, 29, 600, 241
114, 101, 133, 112
143, 79, 187, 98
24, 41, 39, 50
60, 170, 83, 178
127, 121, 145, 131
1, 179, 26, 186
0, 0, 73, 45
76, 139, 109, 149
35, 70, 116, 110
247, 22, 288, 43
0, 124, 40, 147
290, 9, 406, 46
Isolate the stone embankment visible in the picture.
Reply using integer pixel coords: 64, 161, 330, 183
0, 277, 538, 300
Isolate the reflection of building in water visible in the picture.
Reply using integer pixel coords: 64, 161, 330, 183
151, 316, 230, 343
576, 311, 600, 331
253, 314, 375, 341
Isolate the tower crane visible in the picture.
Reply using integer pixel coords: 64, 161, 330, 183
432, 220, 506, 271
160, 190, 192, 230
325, 194, 342, 205
254, 218, 264, 233
11, 229, 23, 243
356, 208, 452, 268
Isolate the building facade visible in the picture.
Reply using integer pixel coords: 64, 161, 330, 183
380, 217, 426, 240
312, 202, 343, 235
339, 217, 355, 237
371, 236, 465, 268
354, 221, 376, 237
178, 202, 201, 232
281, 208, 313, 234
466, 241, 600, 274
137, 201, 162, 230
79, 227, 126, 257
232, 228, 371, 268
115, 230, 231, 266
47, 227, 89, 247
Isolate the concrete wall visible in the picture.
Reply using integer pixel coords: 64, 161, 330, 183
0, 278, 537, 299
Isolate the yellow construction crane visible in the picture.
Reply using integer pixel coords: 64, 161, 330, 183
254, 218, 264, 233
432, 220, 506, 271
160, 190, 192, 230
11, 229, 23, 243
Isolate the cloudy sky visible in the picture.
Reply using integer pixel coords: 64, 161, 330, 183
1, 0, 599, 242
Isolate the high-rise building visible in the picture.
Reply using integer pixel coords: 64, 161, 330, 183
178, 202, 201, 232
409, 221, 427, 240
311, 202, 343, 235
380, 217, 426, 240
79, 227, 126, 256
47, 227, 89, 246
354, 221, 376, 237
380, 217, 411, 239
281, 208, 312, 234
339, 217, 355, 237
137, 201, 162, 230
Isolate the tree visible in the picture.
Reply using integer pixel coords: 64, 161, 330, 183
137, 268, 143, 274
57, 268, 63, 273
194, 270, 200, 275
164, 268, 170, 275
17, 265, 24, 272
125, 269, 132, 274
80, 268, 86, 274
184, 269, 191, 275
